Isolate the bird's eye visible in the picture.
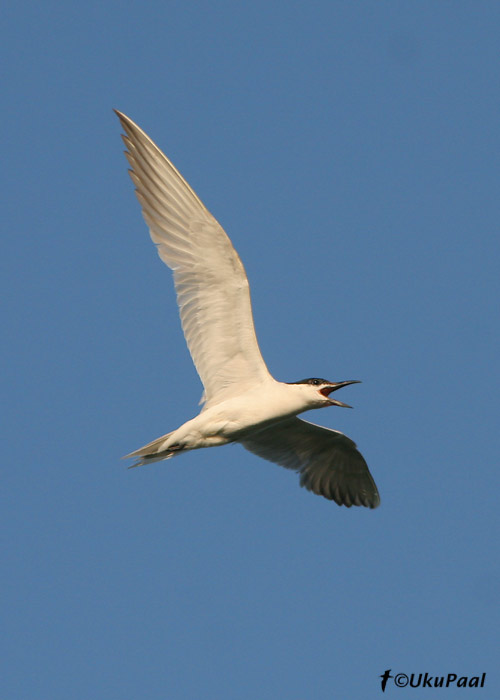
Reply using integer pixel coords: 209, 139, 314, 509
311, 379, 321, 386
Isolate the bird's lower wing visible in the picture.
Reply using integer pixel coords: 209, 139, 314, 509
240, 418, 380, 508
116, 111, 272, 406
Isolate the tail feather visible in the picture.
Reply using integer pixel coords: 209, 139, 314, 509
123, 431, 176, 468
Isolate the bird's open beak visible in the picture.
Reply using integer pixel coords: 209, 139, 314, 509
320, 380, 360, 408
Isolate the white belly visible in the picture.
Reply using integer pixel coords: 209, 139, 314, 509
167, 381, 308, 451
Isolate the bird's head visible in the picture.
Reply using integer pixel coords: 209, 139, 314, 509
287, 378, 361, 409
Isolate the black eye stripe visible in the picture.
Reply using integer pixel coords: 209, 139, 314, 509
287, 377, 329, 386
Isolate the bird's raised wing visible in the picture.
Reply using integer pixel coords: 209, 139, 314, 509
115, 111, 272, 406
240, 417, 380, 508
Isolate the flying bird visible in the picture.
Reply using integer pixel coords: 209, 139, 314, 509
115, 110, 380, 508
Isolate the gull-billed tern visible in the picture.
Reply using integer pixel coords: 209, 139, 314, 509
115, 110, 380, 508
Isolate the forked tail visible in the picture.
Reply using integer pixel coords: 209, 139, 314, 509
123, 431, 179, 468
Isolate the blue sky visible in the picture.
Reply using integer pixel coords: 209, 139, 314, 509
3, 1, 499, 698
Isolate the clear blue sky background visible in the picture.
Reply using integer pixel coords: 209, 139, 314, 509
3, 2, 499, 698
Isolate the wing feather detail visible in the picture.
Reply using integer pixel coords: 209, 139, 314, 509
115, 111, 272, 406
240, 418, 380, 508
